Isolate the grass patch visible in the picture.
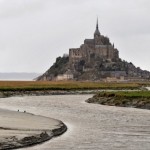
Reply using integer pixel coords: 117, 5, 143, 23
0, 81, 142, 91
96, 91, 150, 98
88, 91, 150, 110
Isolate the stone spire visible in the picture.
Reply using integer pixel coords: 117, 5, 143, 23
94, 18, 100, 38
96, 18, 99, 30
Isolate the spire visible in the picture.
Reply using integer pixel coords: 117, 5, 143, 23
96, 17, 99, 30
94, 17, 100, 37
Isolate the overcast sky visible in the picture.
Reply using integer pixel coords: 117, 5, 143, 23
0, 0, 150, 73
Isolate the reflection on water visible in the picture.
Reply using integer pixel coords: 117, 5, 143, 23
0, 95, 150, 150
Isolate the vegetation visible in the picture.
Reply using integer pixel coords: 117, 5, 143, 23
88, 91, 150, 110
96, 91, 150, 98
37, 56, 69, 81
0, 81, 144, 91
47, 56, 69, 77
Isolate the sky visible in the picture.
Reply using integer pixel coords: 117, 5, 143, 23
0, 0, 150, 73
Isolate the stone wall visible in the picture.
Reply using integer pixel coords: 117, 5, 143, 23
69, 31, 119, 71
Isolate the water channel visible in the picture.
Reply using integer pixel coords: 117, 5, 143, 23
0, 95, 150, 150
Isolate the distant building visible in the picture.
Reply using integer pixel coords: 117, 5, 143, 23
104, 76, 125, 82
69, 18, 119, 71
55, 70, 73, 81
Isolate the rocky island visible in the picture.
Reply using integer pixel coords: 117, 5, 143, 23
37, 19, 150, 82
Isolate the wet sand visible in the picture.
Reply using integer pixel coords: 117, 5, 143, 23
0, 108, 67, 149
0, 95, 150, 150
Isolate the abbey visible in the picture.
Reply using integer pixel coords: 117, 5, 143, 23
37, 19, 150, 81
69, 19, 119, 71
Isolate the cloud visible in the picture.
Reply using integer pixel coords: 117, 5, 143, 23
0, 0, 48, 19
0, 0, 150, 72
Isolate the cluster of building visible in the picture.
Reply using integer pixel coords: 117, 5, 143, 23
69, 19, 119, 71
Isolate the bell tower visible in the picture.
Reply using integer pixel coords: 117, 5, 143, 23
94, 18, 100, 38
94, 18, 102, 45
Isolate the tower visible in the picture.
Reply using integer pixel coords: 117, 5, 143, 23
94, 18, 100, 38
94, 18, 102, 45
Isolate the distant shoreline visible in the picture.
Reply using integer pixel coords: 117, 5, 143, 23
0, 90, 97, 98
0, 72, 41, 81
0, 88, 144, 98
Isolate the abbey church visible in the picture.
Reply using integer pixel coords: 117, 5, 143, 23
69, 19, 119, 71
37, 20, 150, 81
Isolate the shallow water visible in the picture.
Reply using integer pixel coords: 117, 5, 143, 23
0, 95, 150, 150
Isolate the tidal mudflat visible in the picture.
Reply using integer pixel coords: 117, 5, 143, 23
0, 108, 66, 149
0, 95, 150, 150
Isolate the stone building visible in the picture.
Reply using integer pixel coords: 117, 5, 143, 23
55, 70, 73, 81
69, 19, 119, 71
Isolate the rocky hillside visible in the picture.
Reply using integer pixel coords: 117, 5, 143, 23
37, 56, 69, 81
75, 59, 150, 80
37, 55, 150, 81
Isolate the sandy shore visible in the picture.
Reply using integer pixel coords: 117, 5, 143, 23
0, 108, 67, 150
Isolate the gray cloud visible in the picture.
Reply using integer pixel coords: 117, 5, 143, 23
0, 0, 150, 72
0, 0, 47, 18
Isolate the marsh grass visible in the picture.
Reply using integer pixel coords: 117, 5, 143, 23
0, 81, 141, 91
97, 91, 150, 98
89, 91, 150, 109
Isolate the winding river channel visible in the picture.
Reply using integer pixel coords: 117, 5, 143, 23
0, 95, 150, 150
